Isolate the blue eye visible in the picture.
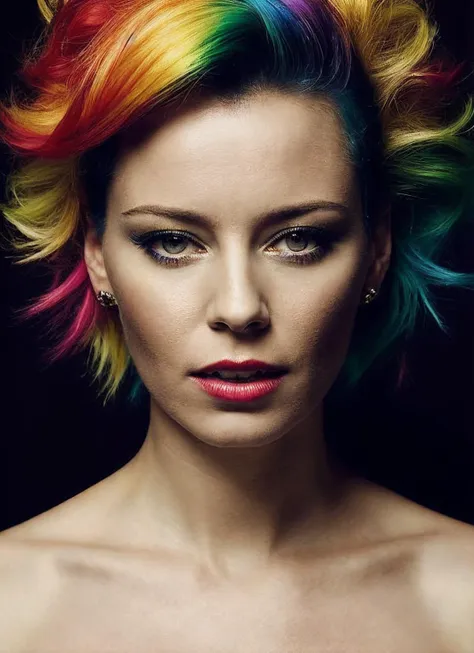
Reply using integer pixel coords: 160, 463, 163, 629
130, 230, 203, 267
266, 227, 332, 262
130, 226, 335, 267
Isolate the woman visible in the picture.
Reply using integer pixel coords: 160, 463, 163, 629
1, 0, 474, 649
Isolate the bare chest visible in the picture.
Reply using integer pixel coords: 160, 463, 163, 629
14, 557, 452, 653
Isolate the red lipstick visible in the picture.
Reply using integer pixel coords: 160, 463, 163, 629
190, 375, 285, 401
190, 359, 288, 402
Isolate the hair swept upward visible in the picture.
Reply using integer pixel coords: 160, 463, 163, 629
1, 0, 473, 405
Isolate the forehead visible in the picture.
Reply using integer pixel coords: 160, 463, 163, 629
110, 91, 357, 215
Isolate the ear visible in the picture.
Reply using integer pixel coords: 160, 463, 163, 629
83, 223, 113, 296
365, 205, 392, 291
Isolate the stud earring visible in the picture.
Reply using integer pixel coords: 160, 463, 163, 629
96, 290, 118, 307
362, 287, 378, 305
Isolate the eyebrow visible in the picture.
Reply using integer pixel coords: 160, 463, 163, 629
120, 200, 351, 229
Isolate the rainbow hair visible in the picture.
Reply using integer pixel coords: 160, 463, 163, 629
1, 0, 473, 406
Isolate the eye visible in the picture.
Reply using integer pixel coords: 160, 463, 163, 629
156, 233, 195, 256
265, 226, 334, 264
130, 230, 204, 267
130, 225, 336, 268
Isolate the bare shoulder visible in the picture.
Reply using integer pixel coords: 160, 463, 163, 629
0, 479, 120, 652
351, 478, 474, 650
415, 522, 474, 652
0, 530, 60, 651
0, 483, 112, 629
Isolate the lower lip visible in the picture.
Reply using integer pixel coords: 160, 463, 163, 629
190, 374, 286, 401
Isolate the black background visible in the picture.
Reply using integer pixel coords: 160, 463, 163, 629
1, 1, 474, 531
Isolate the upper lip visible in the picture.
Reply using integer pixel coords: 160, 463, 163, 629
192, 359, 288, 375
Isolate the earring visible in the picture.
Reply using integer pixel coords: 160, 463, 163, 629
96, 290, 118, 307
362, 287, 378, 305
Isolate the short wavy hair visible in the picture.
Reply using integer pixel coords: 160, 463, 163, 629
1, 0, 473, 406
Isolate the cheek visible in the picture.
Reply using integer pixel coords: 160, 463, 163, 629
120, 290, 190, 362
280, 262, 364, 372
107, 259, 193, 368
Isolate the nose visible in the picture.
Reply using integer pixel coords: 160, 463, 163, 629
207, 252, 270, 334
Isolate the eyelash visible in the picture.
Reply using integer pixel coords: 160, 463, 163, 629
129, 226, 335, 268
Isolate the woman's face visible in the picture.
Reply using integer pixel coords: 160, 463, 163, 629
86, 90, 387, 447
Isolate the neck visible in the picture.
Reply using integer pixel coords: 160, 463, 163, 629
124, 401, 354, 578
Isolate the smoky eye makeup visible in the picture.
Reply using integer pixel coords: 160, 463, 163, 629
128, 222, 345, 268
